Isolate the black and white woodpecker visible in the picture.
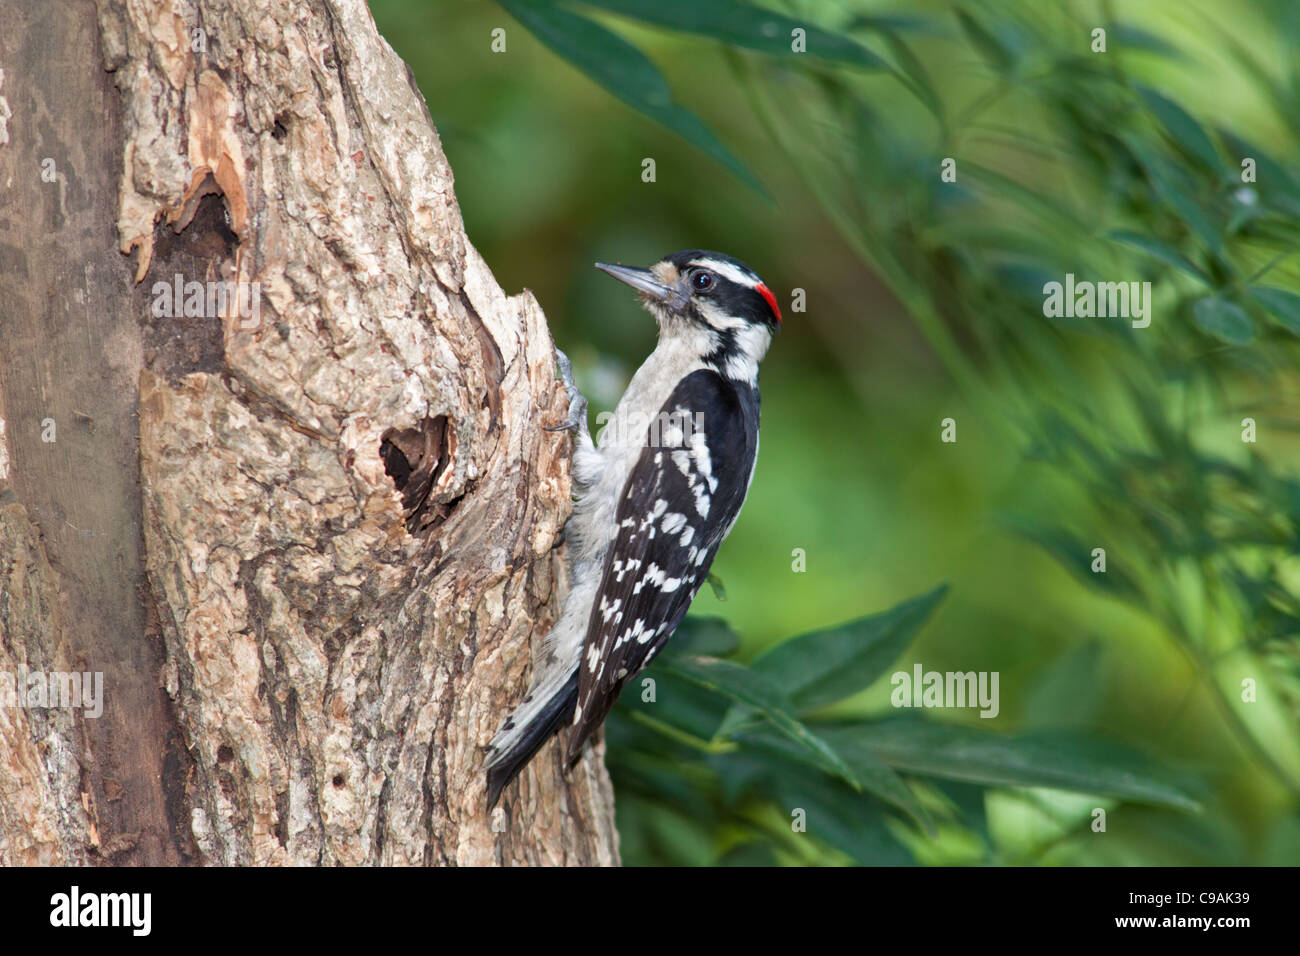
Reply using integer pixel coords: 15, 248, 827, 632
484, 250, 782, 808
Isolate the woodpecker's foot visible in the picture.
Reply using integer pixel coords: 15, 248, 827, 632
546, 348, 588, 434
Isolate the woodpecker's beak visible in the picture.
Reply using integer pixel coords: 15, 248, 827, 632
595, 262, 687, 311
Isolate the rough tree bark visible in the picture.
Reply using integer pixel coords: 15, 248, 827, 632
0, 0, 619, 866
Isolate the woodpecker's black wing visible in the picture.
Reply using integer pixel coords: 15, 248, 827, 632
565, 368, 760, 764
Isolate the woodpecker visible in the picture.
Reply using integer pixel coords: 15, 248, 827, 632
484, 250, 781, 808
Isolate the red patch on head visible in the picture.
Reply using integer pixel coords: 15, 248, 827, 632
755, 282, 782, 324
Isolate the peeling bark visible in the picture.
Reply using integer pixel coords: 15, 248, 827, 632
0, 0, 619, 866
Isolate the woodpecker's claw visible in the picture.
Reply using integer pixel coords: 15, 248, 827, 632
546, 348, 588, 434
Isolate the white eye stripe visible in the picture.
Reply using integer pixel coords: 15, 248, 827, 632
694, 299, 750, 330
688, 258, 759, 288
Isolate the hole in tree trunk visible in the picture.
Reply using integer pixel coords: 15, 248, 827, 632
380, 415, 464, 534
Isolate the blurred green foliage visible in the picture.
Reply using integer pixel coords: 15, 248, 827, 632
372, 0, 1300, 865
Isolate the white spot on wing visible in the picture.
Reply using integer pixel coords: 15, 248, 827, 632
695, 490, 710, 516
662, 512, 687, 535
689, 427, 716, 492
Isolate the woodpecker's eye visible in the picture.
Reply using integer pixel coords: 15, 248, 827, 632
691, 271, 715, 292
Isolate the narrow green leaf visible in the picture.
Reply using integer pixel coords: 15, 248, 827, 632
1000, 518, 1142, 601
954, 8, 1014, 74
1106, 230, 1210, 283
1024, 642, 1105, 730
1220, 131, 1300, 213
619, 667, 733, 742
824, 719, 1202, 811
663, 616, 741, 658
1249, 286, 1300, 336
877, 29, 945, 122
579, 0, 887, 70
639, 802, 717, 865
659, 655, 857, 787
932, 779, 991, 847
1137, 86, 1222, 171
709, 752, 772, 805
1108, 24, 1183, 59
501, 0, 766, 195
1226, 191, 1265, 235
1193, 296, 1255, 345
846, 12, 944, 121
846, 14, 947, 36
717, 842, 780, 866
1219, 35, 1300, 141
724, 721, 857, 788
964, 161, 1086, 230
605, 734, 718, 808
768, 773, 914, 865
750, 584, 948, 713
736, 725, 934, 832
1121, 134, 1223, 254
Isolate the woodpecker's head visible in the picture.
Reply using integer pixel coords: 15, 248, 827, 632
596, 250, 780, 380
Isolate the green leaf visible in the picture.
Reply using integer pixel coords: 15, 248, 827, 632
932, 779, 991, 847
846, 14, 947, 36
736, 725, 934, 832
705, 572, 728, 602
1219, 132, 1300, 214
501, 0, 766, 195
849, 21, 944, 121
1024, 642, 1105, 730
749, 584, 948, 713
1107, 23, 1183, 59
638, 801, 717, 865
619, 667, 733, 742
1193, 296, 1255, 345
954, 8, 1014, 74
964, 161, 1086, 231
717, 841, 780, 866
768, 773, 914, 865
709, 752, 772, 805
663, 616, 741, 658
1121, 134, 1223, 254
1106, 230, 1209, 283
1000, 519, 1142, 601
1219, 37, 1300, 147
605, 736, 718, 810
659, 655, 857, 787
883, 30, 945, 122
1249, 286, 1300, 336
1137, 86, 1222, 172
579, 0, 887, 70
823, 719, 1201, 811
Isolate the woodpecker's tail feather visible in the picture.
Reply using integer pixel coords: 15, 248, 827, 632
484, 671, 579, 809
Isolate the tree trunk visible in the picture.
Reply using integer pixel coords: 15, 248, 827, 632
0, 0, 618, 866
